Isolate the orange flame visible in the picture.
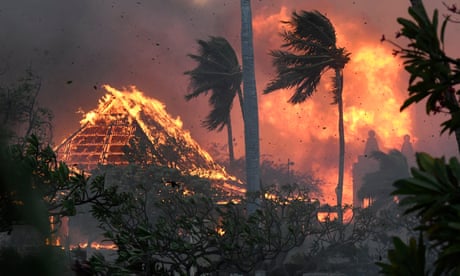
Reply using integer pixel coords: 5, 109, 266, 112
71, 85, 245, 194
70, 242, 117, 251
255, 7, 415, 205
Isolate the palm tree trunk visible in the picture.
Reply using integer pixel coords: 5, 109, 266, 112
227, 116, 235, 164
240, 0, 261, 214
237, 87, 245, 119
335, 69, 345, 225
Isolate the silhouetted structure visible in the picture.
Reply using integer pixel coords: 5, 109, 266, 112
352, 131, 416, 207
401, 134, 415, 167
352, 130, 380, 207
364, 130, 379, 157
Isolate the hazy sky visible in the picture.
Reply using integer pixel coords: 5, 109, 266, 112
1, 0, 458, 203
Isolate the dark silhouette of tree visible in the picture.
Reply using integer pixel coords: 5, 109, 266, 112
264, 10, 350, 223
0, 70, 53, 146
185, 36, 243, 164
0, 135, 108, 234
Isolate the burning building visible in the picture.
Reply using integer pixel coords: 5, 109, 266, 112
352, 130, 415, 208
55, 85, 244, 195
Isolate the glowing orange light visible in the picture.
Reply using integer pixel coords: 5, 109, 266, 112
59, 84, 246, 195
257, 14, 416, 206
317, 211, 338, 223
70, 242, 117, 251
216, 227, 225, 236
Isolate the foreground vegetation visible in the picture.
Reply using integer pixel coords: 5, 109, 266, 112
0, 134, 416, 275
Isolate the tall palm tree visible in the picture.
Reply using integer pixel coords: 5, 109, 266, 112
184, 36, 244, 164
240, 0, 261, 214
264, 10, 350, 223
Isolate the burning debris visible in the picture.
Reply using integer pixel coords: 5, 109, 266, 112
56, 85, 244, 195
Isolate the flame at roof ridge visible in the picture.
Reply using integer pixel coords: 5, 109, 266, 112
57, 84, 244, 194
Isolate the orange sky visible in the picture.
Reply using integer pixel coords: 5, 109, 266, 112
1, 0, 458, 205
248, 5, 415, 204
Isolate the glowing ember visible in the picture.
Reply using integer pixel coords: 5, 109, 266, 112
70, 242, 117, 251
317, 211, 338, 223
45, 236, 61, 247
216, 227, 225, 236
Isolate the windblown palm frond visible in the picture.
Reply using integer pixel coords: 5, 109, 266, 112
263, 9, 350, 224
283, 10, 337, 51
263, 11, 350, 104
184, 36, 242, 131
266, 49, 332, 103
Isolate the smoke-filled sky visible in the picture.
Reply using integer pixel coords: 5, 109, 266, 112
1, 0, 459, 204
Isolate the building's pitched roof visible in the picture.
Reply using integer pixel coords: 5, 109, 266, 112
56, 85, 244, 194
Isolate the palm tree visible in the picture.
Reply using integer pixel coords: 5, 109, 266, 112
184, 36, 244, 164
240, 0, 261, 214
264, 10, 350, 223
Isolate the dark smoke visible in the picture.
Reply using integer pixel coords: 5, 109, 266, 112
0, 0, 457, 202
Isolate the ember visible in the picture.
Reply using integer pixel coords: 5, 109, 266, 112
70, 242, 117, 251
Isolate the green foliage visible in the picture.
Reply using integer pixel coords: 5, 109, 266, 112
242, 184, 319, 262
300, 205, 391, 274
0, 246, 71, 276
390, 152, 460, 275
89, 164, 225, 274
0, 133, 111, 274
394, 4, 460, 135
378, 2, 460, 274
376, 235, 427, 276
1, 136, 49, 234
1, 134, 109, 234
88, 169, 404, 274
88, 173, 319, 275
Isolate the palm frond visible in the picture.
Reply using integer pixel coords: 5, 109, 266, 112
196, 37, 240, 71
264, 50, 334, 103
290, 68, 323, 103
264, 10, 349, 104
184, 36, 242, 131
281, 31, 330, 54
202, 86, 235, 131
270, 50, 333, 68
286, 10, 337, 50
